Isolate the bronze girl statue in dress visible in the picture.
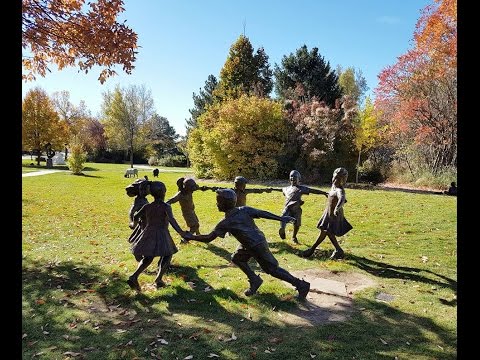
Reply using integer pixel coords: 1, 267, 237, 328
301, 167, 352, 260
127, 181, 188, 291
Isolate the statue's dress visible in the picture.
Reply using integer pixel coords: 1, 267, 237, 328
316, 186, 352, 236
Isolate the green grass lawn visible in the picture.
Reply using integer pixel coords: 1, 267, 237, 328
22, 162, 457, 359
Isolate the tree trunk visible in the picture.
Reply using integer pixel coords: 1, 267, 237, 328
356, 148, 361, 183
130, 146, 134, 168
404, 155, 415, 178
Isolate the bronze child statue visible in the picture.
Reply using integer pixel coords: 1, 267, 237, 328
232, 176, 275, 207
125, 176, 151, 229
127, 181, 188, 291
166, 177, 217, 240
183, 188, 310, 299
278, 170, 328, 243
301, 167, 352, 260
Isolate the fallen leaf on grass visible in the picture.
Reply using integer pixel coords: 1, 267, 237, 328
268, 337, 282, 344
189, 332, 201, 341
224, 332, 237, 342
63, 351, 82, 357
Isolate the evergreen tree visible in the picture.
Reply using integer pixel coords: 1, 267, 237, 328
213, 35, 273, 100
274, 45, 341, 107
186, 74, 218, 132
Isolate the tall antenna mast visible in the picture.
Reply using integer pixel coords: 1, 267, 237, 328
243, 19, 246, 36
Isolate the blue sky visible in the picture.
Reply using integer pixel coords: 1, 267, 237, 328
22, 0, 431, 137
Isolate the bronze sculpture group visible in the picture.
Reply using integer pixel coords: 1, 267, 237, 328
125, 169, 353, 299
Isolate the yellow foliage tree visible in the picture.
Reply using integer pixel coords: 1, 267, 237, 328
354, 97, 383, 182
66, 138, 88, 175
22, 0, 138, 83
187, 95, 287, 180
22, 87, 68, 165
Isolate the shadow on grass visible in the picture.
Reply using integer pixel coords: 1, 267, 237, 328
22, 257, 456, 359
201, 242, 234, 263
345, 183, 445, 196
346, 254, 457, 292
70, 173, 103, 178
268, 239, 301, 255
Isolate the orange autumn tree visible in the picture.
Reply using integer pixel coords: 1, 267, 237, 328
22, 87, 69, 165
22, 0, 138, 84
375, 0, 457, 176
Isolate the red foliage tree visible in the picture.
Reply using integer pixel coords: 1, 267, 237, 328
375, 0, 456, 173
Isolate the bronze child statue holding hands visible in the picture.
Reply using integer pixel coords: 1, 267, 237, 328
166, 177, 217, 239
183, 189, 310, 299
278, 170, 328, 243
127, 181, 188, 291
301, 167, 352, 260
125, 176, 150, 230
232, 176, 275, 207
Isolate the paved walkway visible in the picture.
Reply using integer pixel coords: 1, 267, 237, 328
22, 169, 67, 177
22, 164, 191, 177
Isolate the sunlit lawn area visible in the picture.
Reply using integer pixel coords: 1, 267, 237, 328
22, 162, 457, 359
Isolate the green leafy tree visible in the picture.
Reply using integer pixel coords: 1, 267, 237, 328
144, 113, 179, 156
274, 45, 342, 106
22, 87, 68, 165
337, 66, 369, 105
213, 35, 273, 100
66, 138, 87, 175
101, 84, 154, 167
187, 95, 287, 180
186, 74, 218, 132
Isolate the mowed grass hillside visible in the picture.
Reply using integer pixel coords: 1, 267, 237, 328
22, 162, 457, 360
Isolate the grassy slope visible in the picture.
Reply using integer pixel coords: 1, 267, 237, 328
22, 162, 457, 359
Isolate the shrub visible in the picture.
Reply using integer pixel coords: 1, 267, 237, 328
157, 154, 187, 167
67, 141, 87, 175
148, 156, 158, 166
357, 158, 388, 185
